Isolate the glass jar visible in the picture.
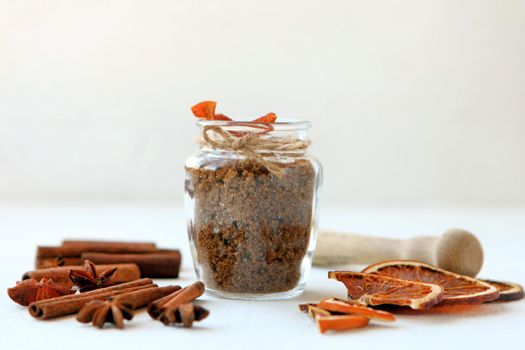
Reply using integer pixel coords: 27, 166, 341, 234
185, 120, 322, 300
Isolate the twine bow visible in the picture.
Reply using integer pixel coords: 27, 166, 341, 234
200, 125, 310, 177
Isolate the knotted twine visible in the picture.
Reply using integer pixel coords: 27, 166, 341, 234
200, 125, 310, 177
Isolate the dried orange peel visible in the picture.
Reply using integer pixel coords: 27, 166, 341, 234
481, 279, 524, 302
191, 101, 232, 121
316, 315, 369, 334
191, 101, 277, 123
191, 101, 278, 137
298, 304, 331, 319
362, 260, 500, 305
329, 271, 444, 310
299, 297, 396, 334
252, 112, 277, 123
318, 298, 395, 322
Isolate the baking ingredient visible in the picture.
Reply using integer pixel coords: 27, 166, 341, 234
24, 263, 141, 284
316, 315, 370, 334
114, 285, 181, 309
35, 240, 181, 270
317, 298, 395, 322
29, 278, 154, 319
328, 271, 443, 310
252, 113, 277, 123
37, 257, 82, 268
188, 158, 315, 293
191, 100, 278, 123
299, 303, 331, 318
37, 240, 157, 261
69, 260, 118, 292
7, 278, 74, 306
482, 280, 524, 301
159, 303, 210, 327
299, 296, 396, 334
148, 281, 205, 320
80, 250, 181, 278
362, 260, 499, 305
191, 101, 231, 121
77, 298, 134, 329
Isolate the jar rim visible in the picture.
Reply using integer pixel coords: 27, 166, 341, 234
197, 119, 311, 131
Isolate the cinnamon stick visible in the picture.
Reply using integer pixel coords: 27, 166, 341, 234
37, 241, 157, 258
29, 278, 154, 319
116, 285, 181, 309
36, 257, 83, 269
148, 281, 205, 320
22, 264, 141, 283
81, 251, 181, 278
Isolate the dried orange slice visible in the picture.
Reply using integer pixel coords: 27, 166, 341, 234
299, 304, 332, 318
191, 101, 232, 121
318, 298, 395, 322
363, 260, 499, 305
298, 303, 316, 313
252, 112, 277, 123
482, 280, 524, 302
316, 315, 369, 334
328, 271, 443, 310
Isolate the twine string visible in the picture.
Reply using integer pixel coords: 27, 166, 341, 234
200, 125, 310, 177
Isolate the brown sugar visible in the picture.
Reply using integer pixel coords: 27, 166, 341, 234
186, 157, 316, 294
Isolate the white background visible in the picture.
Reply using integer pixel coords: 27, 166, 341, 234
1, 2, 524, 349
1, 0, 524, 206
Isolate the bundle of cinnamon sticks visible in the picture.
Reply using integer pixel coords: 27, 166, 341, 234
29, 278, 166, 319
8, 239, 210, 329
148, 281, 208, 327
26, 279, 208, 328
36, 240, 181, 278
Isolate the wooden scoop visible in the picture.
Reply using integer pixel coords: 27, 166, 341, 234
313, 228, 483, 277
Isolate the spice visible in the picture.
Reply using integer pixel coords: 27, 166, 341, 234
23, 263, 141, 284
191, 100, 278, 123
316, 315, 370, 334
187, 158, 316, 294
361, 260, 500, 305
329, 271, 444, 310
317, 298, 396, 321
148, 282, 208, 328
7, 278, 74, 306
37, 257, 82, 268
159, 303, 209, 327
252, 113, 277, 123
298, 297, 395, 334
77, 298, 134, 329
29, 278, 154, 320
191, 101, 231, 121
75, 285, 180, 329
37, 240, 157, 260
69, 260, 118, 292
148, 281, 205, 320
35, 240, 182, 278
299, 304, 331, 318
80, 250, 181, 278
481, 279, 524, 301
115, 285, 181, 309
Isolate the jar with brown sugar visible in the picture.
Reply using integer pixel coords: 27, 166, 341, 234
185, 118, 322, 300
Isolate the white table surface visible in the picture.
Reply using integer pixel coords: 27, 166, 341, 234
1, 202, 524, 350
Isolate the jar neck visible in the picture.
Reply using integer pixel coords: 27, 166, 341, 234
197, 121, 311, 155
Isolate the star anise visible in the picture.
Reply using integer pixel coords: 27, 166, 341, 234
76, 298, 134, 329
69, 260, 118, 292
159, 303, 209, 327
7, 278, 74, 306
